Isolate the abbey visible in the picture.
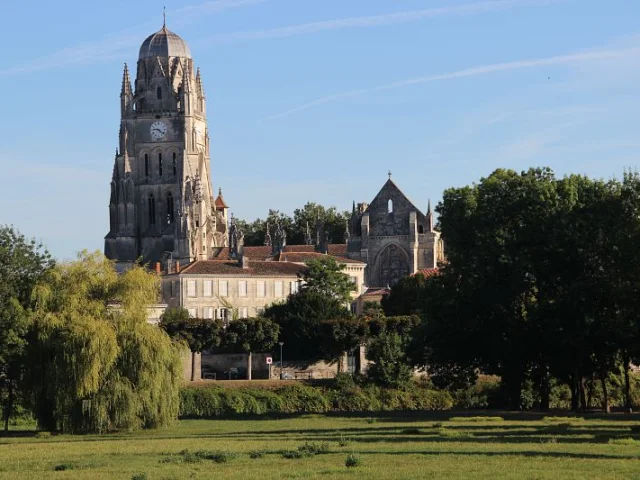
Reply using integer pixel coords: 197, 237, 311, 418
105, 23, 228, 270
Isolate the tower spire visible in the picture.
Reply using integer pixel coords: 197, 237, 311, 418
163, 6, 166, 29
121, 63, 132, 96
426, 199, 433, 232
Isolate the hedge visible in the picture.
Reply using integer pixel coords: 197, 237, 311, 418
179, 382, 453, 418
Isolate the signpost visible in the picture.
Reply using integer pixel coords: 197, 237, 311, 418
266, 356, 273, 379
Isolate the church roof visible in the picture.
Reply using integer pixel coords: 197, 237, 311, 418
139, 26, 192, 60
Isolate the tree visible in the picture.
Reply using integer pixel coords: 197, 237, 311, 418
263, 290, 351, 360
222, 317, 280, 379
27, 251, 182, 433
381, 274, 431, 316
366, 332, 413, 389
318, 317, 368, 373
301, 257, 354, 304
0, 225, 53, 431
160, 308, 224, 381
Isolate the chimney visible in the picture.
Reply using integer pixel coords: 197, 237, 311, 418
175, 261, 181, 273
155, 262, 161, 274
241, 256, 250, 269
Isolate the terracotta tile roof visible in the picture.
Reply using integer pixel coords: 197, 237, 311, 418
214, 195, 229, 209
180, 260, 306, 276
328, 244, 348, 257
416, 268, 439, 278
278, 252, 365, 265
360, 287, 390, 297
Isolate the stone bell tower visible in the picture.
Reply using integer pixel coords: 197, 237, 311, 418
105, 22, 228, 271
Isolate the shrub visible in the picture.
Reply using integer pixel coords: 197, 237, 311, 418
54, 464, 74, 471
281, 450, 305, 459
345, 454, 362, 468
298, 442, 330, 456
249, 450, 265, 459
131, 474, 148, 480
276, 384, 329, 413
35, 431, 52, 439
193, 450, 237, 463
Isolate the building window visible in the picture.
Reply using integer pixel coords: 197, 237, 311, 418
172, 152, 177, 175
219, 280, 228, 297
419, 225, 424, 234
274, 281, 283, 298
290, 281, 300, 295
350, 276, 358, 293
351, 303, 357, 314
220, 308, 229, 326
158, 153, 163, 176
156, 86, 162, 100
238, 281, 247, 297
144, 154, 149, 177
170, 280, 176, 298
166, 192, 174, 223
188, 308, 196, 318
187, 280, 196, 297
204, 307, 214, 319
148, 194, 156, 225
388, 199, 393, 213
203, 280, 212, 297
257, 281, 266, 298
239, 307, 248, 319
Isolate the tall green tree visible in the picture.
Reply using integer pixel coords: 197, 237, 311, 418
301, 256, 354, 303
263, 290, 350, 360
27, 251, 182, 433
222, 317, 280, 379
0, 226, 53, 431
317, 317, 368, 372
366, 332, 413, 389
160, 307, 224, 381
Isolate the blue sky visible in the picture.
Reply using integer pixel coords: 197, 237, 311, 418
1, 0, 639, 259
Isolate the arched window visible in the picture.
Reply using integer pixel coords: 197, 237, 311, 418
418, 225, 424, 234
158, 153, 163, 176
388, 199, 393, 213
156, 86, 162, 100
144, 154, 149, 177
166, 193, 174, 223
172, 152, 177, 175
148, 194, 156, 225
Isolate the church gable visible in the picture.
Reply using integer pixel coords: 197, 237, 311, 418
367, 179, 427, 236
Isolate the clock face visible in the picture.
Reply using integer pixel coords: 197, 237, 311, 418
150, 121, 167, 140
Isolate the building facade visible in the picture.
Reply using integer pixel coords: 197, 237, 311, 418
105, 23, 228, 271
347, 177, 444, 287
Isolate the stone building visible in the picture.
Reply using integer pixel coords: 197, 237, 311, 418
105, 22, 228, 271
346, 176, 444, 287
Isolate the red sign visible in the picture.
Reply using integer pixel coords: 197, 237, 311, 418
266, 357, 273, 365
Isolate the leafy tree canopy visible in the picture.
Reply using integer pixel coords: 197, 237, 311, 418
301, 256, 354, 303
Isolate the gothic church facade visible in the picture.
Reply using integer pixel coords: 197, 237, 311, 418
105, 24, 228, 270
347, 178, 444, 287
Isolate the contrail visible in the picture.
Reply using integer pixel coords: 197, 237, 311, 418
203, 0, 564, 43
0, 0, 269, 76
265, 46, 640, 120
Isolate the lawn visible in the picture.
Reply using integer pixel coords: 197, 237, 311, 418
1, 413, 640, 479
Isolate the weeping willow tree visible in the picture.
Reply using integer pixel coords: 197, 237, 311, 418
27, 251, 182, 433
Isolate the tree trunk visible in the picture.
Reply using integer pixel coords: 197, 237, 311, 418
505, 373, 523, 410
600, 374, 609, 414
570, 375, 580, 411
3, 385, 13, 432
191, 351, 196, 382
247, 352, 252, 380
623, 356, 632, 413
539, 367, 550, 411
579, 377, 587, 411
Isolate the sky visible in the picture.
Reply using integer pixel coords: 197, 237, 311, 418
1, 0, 639, 260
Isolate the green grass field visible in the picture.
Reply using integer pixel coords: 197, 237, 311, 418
2, 413, 640, 479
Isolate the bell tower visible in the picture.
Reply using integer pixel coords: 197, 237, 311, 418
105, 23, 228, 271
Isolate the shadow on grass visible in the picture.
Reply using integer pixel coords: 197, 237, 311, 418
361, 450, 640, 461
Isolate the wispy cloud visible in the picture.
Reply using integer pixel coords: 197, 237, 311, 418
204, 0, 563, 43
0, 0, 268, 76
265, 46, 640, 120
